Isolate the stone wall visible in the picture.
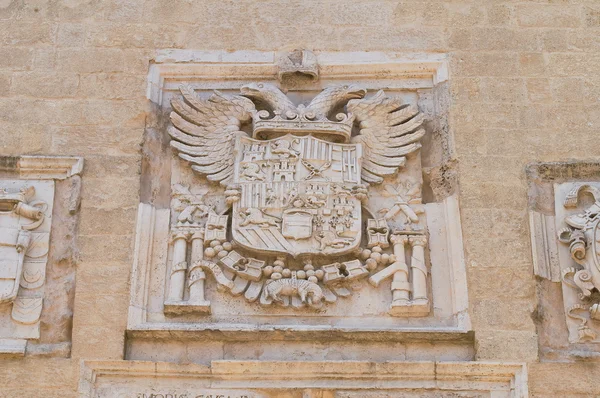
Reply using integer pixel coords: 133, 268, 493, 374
1, 1, 599, 397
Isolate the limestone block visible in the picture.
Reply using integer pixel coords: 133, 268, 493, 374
475, 330, 539, 362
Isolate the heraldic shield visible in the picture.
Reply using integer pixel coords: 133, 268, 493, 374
232, 134, 363, 257
0, 186, 46, 305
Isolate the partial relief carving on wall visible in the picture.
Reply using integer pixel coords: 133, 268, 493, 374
165, 83, 430, 316
555, 183, 600, 343
0, 183, 50, 324
0, 156, 82, 357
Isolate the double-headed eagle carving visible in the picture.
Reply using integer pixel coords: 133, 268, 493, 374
168, 83, 425, 185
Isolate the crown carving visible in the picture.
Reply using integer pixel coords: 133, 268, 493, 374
239, 83, 367, 143
252, 105, 354, 143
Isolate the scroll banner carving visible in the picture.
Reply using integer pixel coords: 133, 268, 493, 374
165, 83, 430, 316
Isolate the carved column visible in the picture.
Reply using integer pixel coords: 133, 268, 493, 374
390, 234, 410, 305
167, 229, 189, 302
409, 235, 428, 304
187, 228, 208, 304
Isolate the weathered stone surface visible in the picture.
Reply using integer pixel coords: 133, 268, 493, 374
81, 360, 528, 398
0, 1, 598, 396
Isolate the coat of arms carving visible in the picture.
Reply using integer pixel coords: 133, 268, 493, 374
556, 184, 600, 342
0, 183, 50, 325
166, 83, 430, 315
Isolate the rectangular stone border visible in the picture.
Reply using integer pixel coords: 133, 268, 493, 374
79, 359, 528, 397
0, 155, 83, 357
147, 50, 449, 105
133, 50, 467, 344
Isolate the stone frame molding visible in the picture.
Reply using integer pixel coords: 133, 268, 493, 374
129, 50, 472, 363
147, 50, 449, 106
80, 359, 528, 398
527, 161, 600, 360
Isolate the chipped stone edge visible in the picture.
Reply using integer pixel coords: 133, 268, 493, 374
528, 211, 560, 282
147, 50, 449, 105
0, 155, 84, 180
79, 359, 528, 398
443, 194, 471, 330
0, 339, 26, 358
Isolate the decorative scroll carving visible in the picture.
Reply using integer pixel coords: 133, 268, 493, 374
166, 84, 430, 316
556, 184, 600, 342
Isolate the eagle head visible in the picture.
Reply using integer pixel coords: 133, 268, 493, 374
239, 82, 268, 99
307, 84, 367, 117
240, 83, 295, 114
240, 82, 287, 101
339, 84, 367, 100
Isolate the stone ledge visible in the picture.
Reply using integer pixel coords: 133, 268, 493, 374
147, 50, 449, 105
80, 359, 527, 398
126, 324, 474, 343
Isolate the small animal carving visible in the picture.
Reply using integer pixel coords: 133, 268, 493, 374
331, 184, 352, 196
270, 140, 299, 159
262, 278, 323, 307
240, 163, 265, 181
305, 195, 326, 208
315, 230, 354, 250
239, 208, 281, 227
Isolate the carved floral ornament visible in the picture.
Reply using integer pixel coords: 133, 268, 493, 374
166, 83, 430, 316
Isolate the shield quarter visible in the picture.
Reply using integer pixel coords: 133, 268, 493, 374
231, 134, 362, 257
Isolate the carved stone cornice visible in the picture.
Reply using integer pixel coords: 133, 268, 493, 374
0, 156, 83, 180
80, 359, 527, 398
147, 50, 448, 106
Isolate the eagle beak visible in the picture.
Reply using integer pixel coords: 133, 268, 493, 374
239, 84, 257, 97
350, 88, 367, 99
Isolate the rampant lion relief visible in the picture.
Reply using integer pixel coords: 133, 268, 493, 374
165, 83, 430, 316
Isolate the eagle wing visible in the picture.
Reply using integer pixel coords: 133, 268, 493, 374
169, 85, 256, 186
348, 90, 425, 184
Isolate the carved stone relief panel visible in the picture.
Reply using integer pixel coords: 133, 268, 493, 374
555, 183, 600, 344
527, 161, 600, 360
164, 83, 431, 316
0, 156, 82, 357
0, 181, 52, 327
129, 51, 469, 362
